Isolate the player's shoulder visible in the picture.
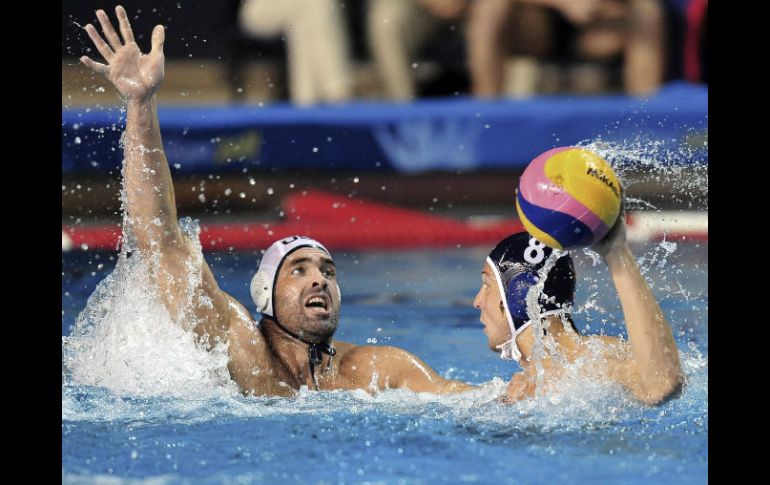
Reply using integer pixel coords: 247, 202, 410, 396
224, 294, 256, 325
335, 344, 412, 378
223, 295, 265, 352
341, 344, 410, 362
580, 333, 628, 352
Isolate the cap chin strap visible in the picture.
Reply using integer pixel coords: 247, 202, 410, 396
497, 308, 572, 362
252, 237, 342, 389
497, 320, 533, 362
264, 316, 336, 390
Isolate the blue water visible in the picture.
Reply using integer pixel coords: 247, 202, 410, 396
62, 241, 708, 484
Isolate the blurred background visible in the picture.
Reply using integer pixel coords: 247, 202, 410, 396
61, 6, 708, 484
61, 0, 708, 251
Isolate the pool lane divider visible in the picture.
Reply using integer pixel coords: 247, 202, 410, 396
62, 190, 707, 252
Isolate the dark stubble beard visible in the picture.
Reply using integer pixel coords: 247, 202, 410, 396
272, 295, 340, 343
292, 311, 339, 343
273, 283, 340, 343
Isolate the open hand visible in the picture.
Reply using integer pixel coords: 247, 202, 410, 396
80, 5, 165, 102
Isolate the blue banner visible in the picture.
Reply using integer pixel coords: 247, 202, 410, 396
62, 82, 707, 175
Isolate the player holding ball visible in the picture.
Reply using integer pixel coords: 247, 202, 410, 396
473, 147, 682, 405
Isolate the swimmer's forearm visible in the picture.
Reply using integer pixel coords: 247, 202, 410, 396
124, 97, 182, 247
458, 381, 477, 391
605, 245, 682, 401
446, 380, 477, 393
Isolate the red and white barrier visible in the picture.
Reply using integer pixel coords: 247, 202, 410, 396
62, 191, 708, 252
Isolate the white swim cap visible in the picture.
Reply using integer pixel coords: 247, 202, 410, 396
251, 236, 339, 317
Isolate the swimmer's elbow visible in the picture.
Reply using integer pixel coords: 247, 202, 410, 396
639, 372, 684, 406
630, 349, 684, 405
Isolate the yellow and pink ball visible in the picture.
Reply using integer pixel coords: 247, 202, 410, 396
516, 147, 622, 250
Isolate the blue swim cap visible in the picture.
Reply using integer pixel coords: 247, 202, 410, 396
487, 232, 576, 360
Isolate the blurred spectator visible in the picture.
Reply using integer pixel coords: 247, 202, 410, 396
367, 0, 468, 101
369, 0, 668, 100
467, 0, 553, 97
683, 0, 706, 84
238, 0, 354, 105
473, 0, 669, 96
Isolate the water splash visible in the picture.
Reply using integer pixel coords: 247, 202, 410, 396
526, 251, 565, 383
62, 217, 237, 399
579, 138, 708, 211
62, 347, 707, 430
64, 123, 239, 398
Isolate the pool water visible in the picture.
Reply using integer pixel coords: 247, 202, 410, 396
62, 240, 707, 484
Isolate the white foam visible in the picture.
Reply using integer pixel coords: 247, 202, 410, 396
63, 218, 237, 399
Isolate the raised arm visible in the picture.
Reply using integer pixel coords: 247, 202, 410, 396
594, 206, 683, 404
82, 7, 181, 252
80, 6, 239, 343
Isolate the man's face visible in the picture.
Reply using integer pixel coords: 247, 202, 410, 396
273, 248, 341, 342
473, 262, 511, 352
